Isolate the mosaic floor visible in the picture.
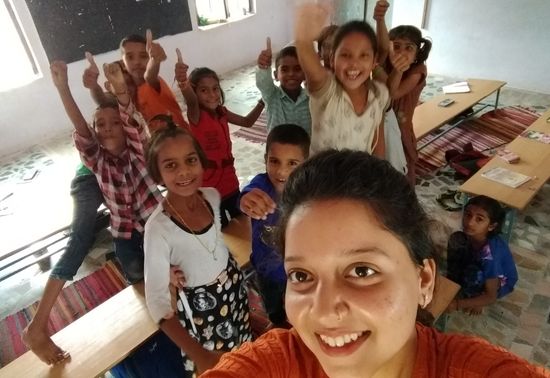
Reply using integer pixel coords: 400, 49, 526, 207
0, 63, 549, 368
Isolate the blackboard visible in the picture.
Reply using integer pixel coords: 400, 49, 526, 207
25, 0, 192, 63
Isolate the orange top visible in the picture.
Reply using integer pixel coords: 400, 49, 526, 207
201, 324, 550, 377
137, 77, 188, 131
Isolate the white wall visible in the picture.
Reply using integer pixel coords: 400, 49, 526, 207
0, 0, 292, 158
423, 0, 550, 93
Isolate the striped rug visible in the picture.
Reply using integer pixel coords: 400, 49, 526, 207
0, 260, 126, 367
416, 106, 540, 176
232, 112, 268, 144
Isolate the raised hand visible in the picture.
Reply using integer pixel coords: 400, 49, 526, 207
257, 37, 272, 69
175, 48, 189, 87
146, 29, 167, 63
240, 188, 276, 220
50, 61, 69, 88
373, 0, 389, 21
389, 43, 410, 73
82, 52, 100, 89
103, 62, 127, 94
295, 3, 331, 43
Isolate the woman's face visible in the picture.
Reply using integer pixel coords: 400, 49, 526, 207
284, 199, 435, 377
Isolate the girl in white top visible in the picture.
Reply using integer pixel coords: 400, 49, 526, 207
295, 4, 389, 156
144, 122, 251, 376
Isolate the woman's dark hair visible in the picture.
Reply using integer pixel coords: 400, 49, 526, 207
146, 117, 207, 184
389, 25, 432, 66
331, 20, 378, 57
465, 195, 505, 236
278, 149, 436, 267
189, 67, 225, 107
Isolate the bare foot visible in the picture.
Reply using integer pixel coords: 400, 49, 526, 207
22, 323, 70, 365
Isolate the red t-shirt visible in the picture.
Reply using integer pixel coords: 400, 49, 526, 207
190, 107, 239, 199
202, 324, 550, 377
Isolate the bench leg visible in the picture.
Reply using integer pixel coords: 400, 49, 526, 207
501, 207, 516, 243
494, 88, 501, 110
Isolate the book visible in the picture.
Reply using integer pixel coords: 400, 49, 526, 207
481, 167, 531, 188
442, 81, 471, 94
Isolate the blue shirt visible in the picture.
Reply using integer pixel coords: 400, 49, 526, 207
461, 235, 518, 299
240, 173, 285, 283
255, 68, 311, 135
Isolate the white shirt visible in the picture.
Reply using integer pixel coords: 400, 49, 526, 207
144, 187, 229, 323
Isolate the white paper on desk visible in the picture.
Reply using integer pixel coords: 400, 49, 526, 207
443, 82, 471, 94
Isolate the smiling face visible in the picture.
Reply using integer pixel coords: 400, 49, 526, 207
195, 76, 222, 112
93, 107, 126, 155
121, 41, 148, 84
332, 32, 376, 92
462, 204, 496, 243
156, 134, 204, 198
275, 55, 305, 94
284, 199, 434, 377
266, 142, 306, 194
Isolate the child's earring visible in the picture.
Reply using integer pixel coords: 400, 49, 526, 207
421, 293, 428, 309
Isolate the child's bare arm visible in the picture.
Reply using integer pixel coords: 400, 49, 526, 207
372, 119, 385, 159
82, 52, 109, 105
144, 29, 166, 91
51, 61, 91, 138
240, 188, 276, 220
294, 3, 330, 93
159, 317, 223, 374
175, 48, 200, 125
226, 100, 264, 128
450, 278, 499, 312
374, 1, 390, 65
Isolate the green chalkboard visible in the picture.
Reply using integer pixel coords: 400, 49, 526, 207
25, 0, 192, 63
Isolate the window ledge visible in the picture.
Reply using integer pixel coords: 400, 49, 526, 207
198, 12, 255, 31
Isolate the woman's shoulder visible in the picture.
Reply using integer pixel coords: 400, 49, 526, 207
415, 324, 549, 377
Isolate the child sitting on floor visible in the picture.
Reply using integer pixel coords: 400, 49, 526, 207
256, 39, 311, 135
239, 124, 310, 327
446, 195, 518, 315
175, 49, 264, 227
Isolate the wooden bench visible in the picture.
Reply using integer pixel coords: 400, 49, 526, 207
413, 79, 506, 150
459, 108, 550, 239
0, 216, 252, 378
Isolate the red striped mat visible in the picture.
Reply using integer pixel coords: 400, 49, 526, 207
232, 112, 268, 144
417, 106, 540, 176
0, 260, 127, 367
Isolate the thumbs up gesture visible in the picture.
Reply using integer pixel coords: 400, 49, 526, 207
389, 42, 410, 73
257, 37, 272, 69
175, 48, 189, 87
146, 29, 167, 63
373, 0, 389, 21
103, 62, 127, 94
82, 51, 100, 89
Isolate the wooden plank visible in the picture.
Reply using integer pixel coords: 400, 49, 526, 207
0, 217, 253, 377
413, 79, 506, 139
459, 109, 550, 210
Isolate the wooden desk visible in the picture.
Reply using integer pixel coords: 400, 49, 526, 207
413, 79, 506, 144
459, 108, 550, 211
0, 217, 253, 378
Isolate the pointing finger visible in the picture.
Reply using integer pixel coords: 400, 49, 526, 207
266, 37, 271, 52
146, 29, 153, 50
176, 48, 183, 64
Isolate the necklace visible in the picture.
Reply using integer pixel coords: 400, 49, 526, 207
165, 195, 218, 261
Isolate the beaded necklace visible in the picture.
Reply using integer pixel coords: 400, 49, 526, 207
165, 195, 218, 261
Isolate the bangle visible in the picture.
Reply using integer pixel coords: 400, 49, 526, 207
115, 90, 128, 95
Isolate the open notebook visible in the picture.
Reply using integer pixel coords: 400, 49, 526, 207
481, 167, 532, 188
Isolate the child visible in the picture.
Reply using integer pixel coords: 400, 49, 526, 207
295, 4, 389, 156
256, 39, 311, 135
23, 61, 163, 365
203, 150, 549, 378
143, 123, 252, 375
317, 25, 338, 69
175, 51, 264, 227
446, 195, 518, 315
375, 2, 432, 184
120, 30, 189, 131
240, 124, 310, 327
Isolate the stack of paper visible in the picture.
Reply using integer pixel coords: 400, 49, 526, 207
442, 81, 471, 94
481, 167, 531, 188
